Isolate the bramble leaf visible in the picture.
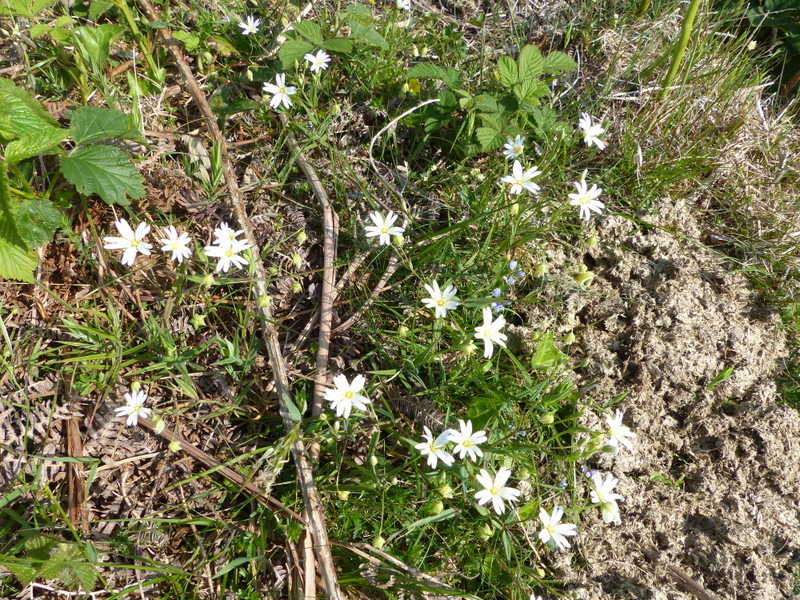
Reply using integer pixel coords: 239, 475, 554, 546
348, 20, 389, 50
497, 55, 518, 87
542, 50, 577, 74
320, 38, 353, 54
14, 198, 62, 248
407, 63, 462, 87
0, 79, 59, 140
517, 45, 543, 82
293, 21, 323, 46
60, 145, 145, 206
5, 126, 68, 162
279, 39, 315, 69
70, 106, 140, 145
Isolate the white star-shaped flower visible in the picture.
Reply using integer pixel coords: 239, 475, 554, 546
474, 307, 507, 359
589, 471, 624, 524
213, 222, 245, 246
158, 226, 193, 264
397, 0, 411, 8
502, 135, 525, 159
103, 219, 153, 266
448, 419, 487, 461
263, 73, 297, 110
474, 467, 521, 515
364, 210, 405, 246
568, 172, 604, 221
421, 280, 460, 318
578, 112, 606, 150
204, 238, 252, 273
538, 506, 578, 551
114, 389, 152, 427
238, 15, 261, 35
323, 374, 371, 419
605, 409, 636, 452
304, 49, 331, 73
500, 160, 541, 195
414, 426, 454, 469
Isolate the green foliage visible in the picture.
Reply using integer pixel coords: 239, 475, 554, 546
0, 80, 143, 281
71, 24, 124, 74
60, 145, 145, 206
0, 535, 98, 592
278, 17, 353, 70
0, 0, 57, 17
412, 44, 576, 155
747, 0, 800, 90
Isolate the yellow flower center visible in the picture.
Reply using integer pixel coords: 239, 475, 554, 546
489, 485, 500, 496
436, 299, 446, 306
344, 390, 354, 399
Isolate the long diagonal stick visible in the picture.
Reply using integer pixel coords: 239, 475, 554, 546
133, 2, 344, 597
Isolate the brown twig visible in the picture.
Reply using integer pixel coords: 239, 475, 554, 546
137, 416, 304, 524
279, 114, 337, 427
285, 252, 368, 358
134, 3, 344, 597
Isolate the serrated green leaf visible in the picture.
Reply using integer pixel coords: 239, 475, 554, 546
29, 23, 52, 39
70, 106, 138, 145
278, 39, 314, 69
60, 145, 145, 206
348, 20, 388, 50
88, 0, 113, 21
71, 561, 98, 591
71, 24, 123, 73
517, 45, 543, 82
407, 62, 462, 87
513, 79, 549, 105
292, 21, 323, 45
13, 198, 62, 248
0, 159, 36, 282
2, 559, 37, 584
542, 50, 577, 74
477, 112, 503, 131
320, 37, 353, 54
531, 106, 557, 131
5, 126, 67, 162
497, 55, 518, 87
0, 236, 36, 282
173, 30, 201, 53
476, 127, 504, 151
0, 0, 57, 17
0, 79, 59, 140
344, 4, 372, 24
473, 93, 500, 113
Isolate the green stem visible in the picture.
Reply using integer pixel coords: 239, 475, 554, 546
659, 0, 703, 100
634, 0, 651, 18
109, 0, 161, 81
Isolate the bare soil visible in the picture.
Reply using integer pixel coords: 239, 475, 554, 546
520, 199, 798, 599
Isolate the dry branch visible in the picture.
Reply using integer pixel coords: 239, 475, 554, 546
133, 3, 344, 597
279, 113, 337, 426
137, 416, 304, 524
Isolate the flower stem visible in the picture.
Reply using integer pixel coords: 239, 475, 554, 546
659, 0, 702, 100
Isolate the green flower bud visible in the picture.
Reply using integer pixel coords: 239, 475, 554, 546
540, 412, 555, 425
336, 490, 350, 501
292, 281, 303, 294
478, 523, 493, 541
372, 535, 386, 549
426, 500, 445, 516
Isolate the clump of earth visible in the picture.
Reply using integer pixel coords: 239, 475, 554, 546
518, 199, 798, 599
